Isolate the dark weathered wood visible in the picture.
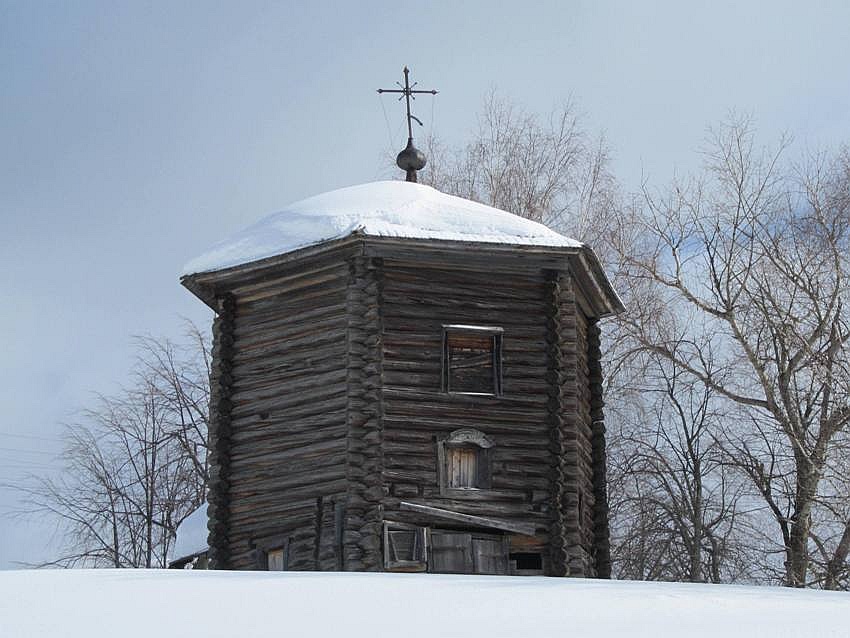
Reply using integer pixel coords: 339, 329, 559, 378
428, 531, 473, 574
186, 228, 615, 578
344, 255, 385, 571
399, 502, 536, 536
472, 536, 510, 575
573, 308, 597, 576
313, 496, 324, 569
546, 271, 570, 577
217, 253, 351, 570
543, 271, 597, 577
207, 294, 236, 569
588, 319, 611, 578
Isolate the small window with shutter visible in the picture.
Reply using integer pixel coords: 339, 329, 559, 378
437, 428, 494, 494
383, 522, 427, 571
447, 446, 479, 489
252, 536, 290, 571
442, 325, 503, 396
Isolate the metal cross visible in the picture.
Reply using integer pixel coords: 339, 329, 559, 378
377, 67, 438, 140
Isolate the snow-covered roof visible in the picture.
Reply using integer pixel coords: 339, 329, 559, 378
2, 570, 848, 637
172, 505, 208, 562
183, 181, 583, 276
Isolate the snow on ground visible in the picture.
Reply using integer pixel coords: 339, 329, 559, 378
172, 505, 208, 562
183, 181, 583, 275
1, 570, 848, 638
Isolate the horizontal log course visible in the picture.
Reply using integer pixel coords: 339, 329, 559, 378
229, 410, 346, 444
234, 262, 349, 300
231, 330, 347, 368
231, 436, 347, 464
238, 273, 349, 306
195, 242, 607, 578
230, 384, 347, 418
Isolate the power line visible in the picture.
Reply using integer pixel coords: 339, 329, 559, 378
0, 446, 56, 456
0, 431, 59, 443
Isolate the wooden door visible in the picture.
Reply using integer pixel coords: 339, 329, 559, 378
472, 537, 508, 575
428, 532, 473, 574
428, 531, 509, 575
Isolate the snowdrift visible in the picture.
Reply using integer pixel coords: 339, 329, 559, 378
1, 570, 848, 637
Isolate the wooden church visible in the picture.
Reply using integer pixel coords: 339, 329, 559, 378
181, 71, 622, 576
181, 177, 622, 577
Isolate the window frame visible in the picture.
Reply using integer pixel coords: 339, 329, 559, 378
267, 547, 287, 571
441, 324, 504, 397
383, 521, 428, 572
252, 535, 291, 571
437, 428, 495, 495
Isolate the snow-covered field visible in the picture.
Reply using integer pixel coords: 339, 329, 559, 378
1, 570, 847, 638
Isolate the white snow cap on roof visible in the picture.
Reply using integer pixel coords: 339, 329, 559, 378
172, 505, 208, 561
183, 180, 583, 275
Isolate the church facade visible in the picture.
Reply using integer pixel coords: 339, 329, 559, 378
182, 181, 622, 577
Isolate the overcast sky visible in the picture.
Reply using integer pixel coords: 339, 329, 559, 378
1, 1, 849, 569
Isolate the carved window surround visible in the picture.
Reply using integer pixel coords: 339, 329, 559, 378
437, 428, 495, 495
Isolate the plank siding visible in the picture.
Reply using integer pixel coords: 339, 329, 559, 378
224, 259, 351, 570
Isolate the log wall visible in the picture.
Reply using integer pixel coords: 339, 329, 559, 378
199, 240, 606, 577
589, 319, 612, 578
207, 294, 236, 569
223, 255, 352, 570
545, 271, 596, 577
343, 256, 386, 571
377, 262, 558, 558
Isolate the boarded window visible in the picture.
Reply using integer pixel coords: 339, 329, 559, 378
447, 446, 480, 489
384, 523, 427, 571
267, 547, 287, 571
442, 326, 503, 395
438, 428, 494, 494
254, 537, 290, 571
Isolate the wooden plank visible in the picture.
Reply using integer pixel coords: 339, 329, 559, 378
472, 537, 509, 575
399, 501, 536, 536
428, 532, 473, 574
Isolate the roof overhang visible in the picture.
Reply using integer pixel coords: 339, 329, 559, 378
181, 232, 625, 318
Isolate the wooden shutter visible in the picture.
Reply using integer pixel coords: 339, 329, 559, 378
438, 429, 494, 495
267, 547, 287, 571
448, 447, 479, 488
428, 532, 473, 574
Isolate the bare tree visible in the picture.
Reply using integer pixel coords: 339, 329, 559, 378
610, 352, 750, 583
13, 323, 210, 568
422, 92, 756, 584
614, 118, 850, 587
422, 91, 617, 243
